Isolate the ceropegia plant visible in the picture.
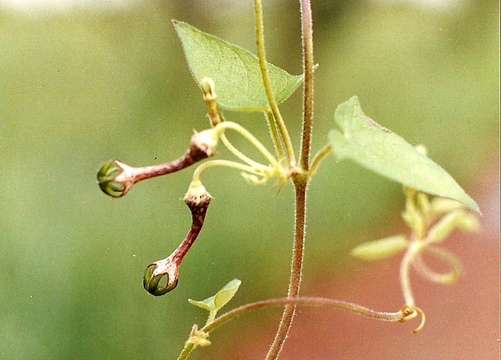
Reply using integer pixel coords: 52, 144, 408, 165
96, 1, 480, 358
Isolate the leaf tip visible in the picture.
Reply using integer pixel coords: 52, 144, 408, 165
346, 95, 360, 105
465, 197, 481, 215
171, 18, 182, 29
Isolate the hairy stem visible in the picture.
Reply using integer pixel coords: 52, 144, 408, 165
254, 0, 296, 166
265, 0, 315, 358
177, 345, 195, 360
265, 185, 307, 360
299, 0, 315, 170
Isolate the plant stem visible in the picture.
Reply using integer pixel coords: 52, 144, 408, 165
298, 0, 315, 171
412, 246, 462, 285
202, 81, 271, 170
192, 160, 266, 183
220, 134, 267, 170
265, 185, 306, 360
216, 121, 278, 166
177, 296, 418, 360
206, 296, 406, 333
265, 111, 286, 161
399, 241, 423, 307
254, 0, 296, 166
310, 144, 332, 176
177, 343, 195, 360
265, 0, 315, 358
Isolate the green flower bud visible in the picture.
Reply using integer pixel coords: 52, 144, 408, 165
143, 257, 179, 296
96, 160, 133, 198
143, 182, 212, 297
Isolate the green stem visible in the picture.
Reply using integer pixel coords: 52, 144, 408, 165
310, 144, 332, 176
177, 343, 195, 360
220, 134, 267, 170
254, 0, 296, 166
201, 82, 271, 170
177, 296, 411, 360
216, 121, 278, 166
192, 160, 266, 184
265, 111, 286, 161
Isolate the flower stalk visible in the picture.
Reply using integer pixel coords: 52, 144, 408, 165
97, 130, 218, 198
143, 182, 212, 296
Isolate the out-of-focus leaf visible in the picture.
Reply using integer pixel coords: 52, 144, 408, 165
428, 210, 479, 244
351, 235, 408, 261
328, 96, 479, 213
188, 279, 241, 313
430, 198, 465, 216
173, 20, 303, 112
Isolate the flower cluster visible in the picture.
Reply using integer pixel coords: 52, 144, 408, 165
96, 79, 286, 296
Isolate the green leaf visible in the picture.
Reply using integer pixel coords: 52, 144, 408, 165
188, 279, 242, 313
329, 96, 479, 212
173, 20, 303, 112
350, 235, 408, 261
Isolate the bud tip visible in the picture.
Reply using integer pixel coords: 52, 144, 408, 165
97, 160, 130, 198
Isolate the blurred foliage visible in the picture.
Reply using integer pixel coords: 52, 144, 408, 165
0, 0, 498, 358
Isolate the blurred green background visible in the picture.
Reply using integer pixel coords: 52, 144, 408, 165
1, 0, 498, 359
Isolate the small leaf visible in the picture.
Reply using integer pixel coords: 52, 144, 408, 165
351, 235, 408, 261
173, 20, 303, 112
188, 298, 213, 312
188, 279, 242, 313
213, 279, 242, 310
329, 96, 479, 212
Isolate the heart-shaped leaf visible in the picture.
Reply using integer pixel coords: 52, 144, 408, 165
329, 96, 479, 212
173, 20, 303, 112
351, 235, 408, 261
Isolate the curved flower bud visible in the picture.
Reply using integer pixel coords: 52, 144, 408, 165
143, 181, 212, 296
97, 130, 220, 198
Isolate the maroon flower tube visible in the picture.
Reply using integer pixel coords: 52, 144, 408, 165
143, 183, 212, 296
